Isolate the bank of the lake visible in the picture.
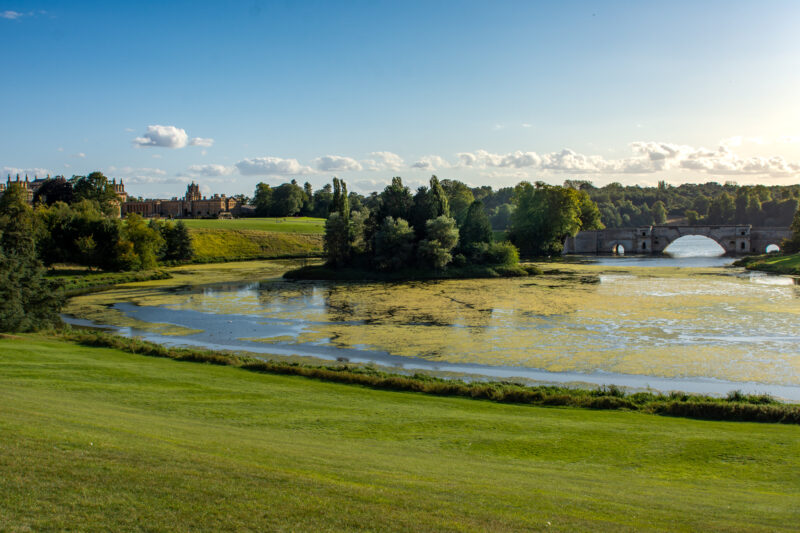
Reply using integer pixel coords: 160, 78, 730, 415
734, 252, 800, 276
2, 334, 799, 531
283, 262, 539, 281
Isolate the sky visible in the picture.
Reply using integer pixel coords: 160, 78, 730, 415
2, 0, 800, 198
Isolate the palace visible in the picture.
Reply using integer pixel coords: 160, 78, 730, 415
0, 174, 50, 203
121, 182, 241, 219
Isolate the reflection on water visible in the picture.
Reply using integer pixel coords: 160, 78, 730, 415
65, 259, 800, 400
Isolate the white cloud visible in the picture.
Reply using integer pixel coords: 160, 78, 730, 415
73, 152, 86, 158
1, 10, 23, 19
365, 151, 405, 171
133, 125, 189, 148
235, 157, 313, 176
189, 137, 214, 147
521, 123, 532, 128
3, 166, 50, 178
456, 142, 800, 178
56, 147, 64, 152
313, 155, 363, 172
188, 164, 235, 177
411, 155, 452, 171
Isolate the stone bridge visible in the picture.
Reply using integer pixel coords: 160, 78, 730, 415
563, 225, 792, 255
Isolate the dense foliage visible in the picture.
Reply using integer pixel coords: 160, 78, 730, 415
0, 184, 63, 332
317, 175, 605, 268
319, 176, 530, 270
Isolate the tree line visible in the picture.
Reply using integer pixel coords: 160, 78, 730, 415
309, 176, 604, 272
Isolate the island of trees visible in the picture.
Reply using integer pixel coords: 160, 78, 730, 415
286, 176, 603, 279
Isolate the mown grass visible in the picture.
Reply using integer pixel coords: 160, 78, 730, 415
181, 216, 325, 233
734, 252, 800, 275
189, 228, 323, 262
1, 334, 799, 531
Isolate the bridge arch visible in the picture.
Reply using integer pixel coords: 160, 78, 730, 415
663, 235, 726, 257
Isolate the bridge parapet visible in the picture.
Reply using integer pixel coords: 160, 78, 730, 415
563, 225, 791, 255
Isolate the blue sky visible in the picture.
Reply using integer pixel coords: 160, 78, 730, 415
2, 0, 800, 197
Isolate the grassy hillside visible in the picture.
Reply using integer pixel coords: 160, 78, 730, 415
181, 217, 325, 234
189, 228, 322, 262
179, 217, 325, 262
2, 335, 799, 531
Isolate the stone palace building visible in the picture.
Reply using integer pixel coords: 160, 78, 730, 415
121, 182, 241, 218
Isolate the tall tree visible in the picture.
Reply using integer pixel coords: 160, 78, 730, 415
459, 200, 493, 250
0, 183, 63, 332
418, 215, 459, 269
440, 179, 474, 226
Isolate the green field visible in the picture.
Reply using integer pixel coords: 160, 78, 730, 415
181, 217, 325, 234
2, 335, 798, 531
178, 217, 325, 262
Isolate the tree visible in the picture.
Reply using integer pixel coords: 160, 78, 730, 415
707, 192, 735, 224
782, 207, 800, 253
324, 179, 354, 267
490, 203, 514, 230
577, 190, 605, 230
162, 220, 194, 261
373, 217, 415, 271
0, 184, 63, 332
324, 212, 352, 267
459, 201, 492, 250
269, 182, 305, 216
410, 186, 438, 239
377, 177, 413, 221
301, 182, 314, 215
652, 200, 668, 225
440, 179, 474, 226
123, 213, 164, 270
508, 182, 584, 256
252, 183, 273, 216
418, 216, 459, 269
33, 176, 73, 206
71, 172, 118, 209
312, 184, 334, 218
429, 176, 450, 218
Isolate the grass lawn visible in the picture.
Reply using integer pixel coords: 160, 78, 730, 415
1, 335, 799, 531
180, 217, 325, 234
181, 218, 325, 262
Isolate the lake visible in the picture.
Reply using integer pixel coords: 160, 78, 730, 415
64, 240, 800, 400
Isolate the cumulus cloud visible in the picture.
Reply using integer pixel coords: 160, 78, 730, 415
188, 164, 235, 177
456, 142, 800, 178
235, 157, 313, 176
365, 151, 405, 171
1, 10, 23, 19
313, 155, 363, 172
133, 125, 189, 148
411, 155, 452, 171
2, 166, 50, 178
189, 137, 214, 147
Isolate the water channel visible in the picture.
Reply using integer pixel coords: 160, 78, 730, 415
65, 236, 800, 400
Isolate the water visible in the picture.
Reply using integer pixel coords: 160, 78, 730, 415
64, 248, 800, 400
